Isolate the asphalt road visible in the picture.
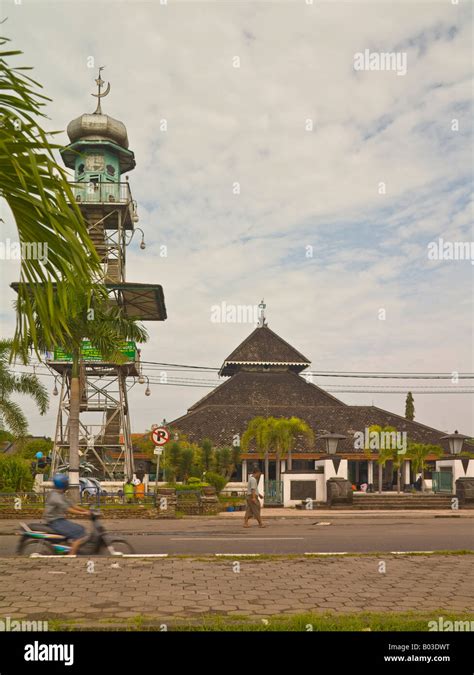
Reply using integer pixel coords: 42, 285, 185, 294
1, 515, 472, 555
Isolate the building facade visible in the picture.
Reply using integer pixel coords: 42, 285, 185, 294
170, 318, 472, 500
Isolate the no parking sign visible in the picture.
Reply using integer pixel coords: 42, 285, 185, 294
151, 426, 170, 446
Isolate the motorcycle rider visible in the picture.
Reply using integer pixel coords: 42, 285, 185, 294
44, 474, 92, 555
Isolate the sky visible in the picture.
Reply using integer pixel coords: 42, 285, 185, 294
0, 0, 473, 440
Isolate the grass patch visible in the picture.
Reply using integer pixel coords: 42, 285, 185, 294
47, 611, 474, 632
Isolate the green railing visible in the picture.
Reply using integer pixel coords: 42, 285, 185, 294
432, 471, 453, 493
264, 480, 283, 505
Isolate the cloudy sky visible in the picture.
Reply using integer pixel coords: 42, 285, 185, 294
1, 0, 473, 439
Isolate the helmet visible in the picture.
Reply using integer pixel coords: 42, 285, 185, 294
53, 474, 69, 490
35, 452, 43, 459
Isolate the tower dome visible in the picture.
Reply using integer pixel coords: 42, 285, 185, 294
66, 112, 129, 148
60, 68, 135, 174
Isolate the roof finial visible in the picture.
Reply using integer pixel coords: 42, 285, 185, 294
258, 299, 267, 327
91, 66, 111, 115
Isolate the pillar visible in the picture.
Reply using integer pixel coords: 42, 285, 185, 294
242, 459, 248, 483
368, 461, 374, 491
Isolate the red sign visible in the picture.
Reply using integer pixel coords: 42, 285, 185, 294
151, 427, 170, 446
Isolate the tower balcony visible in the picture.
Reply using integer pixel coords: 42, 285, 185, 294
68, 181, 137, 230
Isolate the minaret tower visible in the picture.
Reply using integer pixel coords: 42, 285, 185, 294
48, 70, 167, 480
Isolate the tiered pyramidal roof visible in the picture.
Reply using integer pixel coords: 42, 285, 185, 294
171, 322, 450, 452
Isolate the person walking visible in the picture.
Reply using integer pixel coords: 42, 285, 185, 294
244, 465, 265, 528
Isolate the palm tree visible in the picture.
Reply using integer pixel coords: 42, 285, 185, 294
1, 36, 100, 355
0, 339, 48, 437
407, 443, 443, 493
363, 425, 398, 493
20, 284, 148, 501
241, 416, 272, 479
275, 417, 314, 475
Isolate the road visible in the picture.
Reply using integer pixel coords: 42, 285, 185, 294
0, 514, 472, 555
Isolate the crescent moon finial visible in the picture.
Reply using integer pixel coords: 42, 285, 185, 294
91, 66, 111, 114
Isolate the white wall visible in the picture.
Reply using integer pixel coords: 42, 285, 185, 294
282, 472, 325, 507
436, 459, 474, 493
314, 459, 348, 502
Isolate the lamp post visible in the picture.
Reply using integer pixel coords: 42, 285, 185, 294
440, 430, 470, 495
319, 432, 347, 455
318, 432, 348, 505
441, 430, 469, 456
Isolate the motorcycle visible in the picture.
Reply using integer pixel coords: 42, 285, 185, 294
17, 510, 135, 556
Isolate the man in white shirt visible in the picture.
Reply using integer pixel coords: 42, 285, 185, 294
243, 465, 265, 528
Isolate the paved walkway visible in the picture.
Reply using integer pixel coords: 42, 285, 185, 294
0, 555, 472, 623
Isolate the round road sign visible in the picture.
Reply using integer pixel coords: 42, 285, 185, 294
151, 427, 170, 446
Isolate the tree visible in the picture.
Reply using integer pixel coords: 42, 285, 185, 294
200, 438, 213, 472
19, 284, 148, 501
165, 441, 181, 483
0, 36, 101, 355
405, 392, 415, 421
241, 416, 272, 479
17, 437, 53, 460
179, 448, 194, 483
407, 443, 443, 493
0, 339, 48, 437
230, 444, 242, 479
0, 455, 33, 492
242, 416, 313, 484
214, 446, 232, 479
363, 425, 398, 493
273, 417, 314, 475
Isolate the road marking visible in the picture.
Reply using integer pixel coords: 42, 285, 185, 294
171, 537, 304, 541
215, 553, 261, 557
305, 552, 349, 556
30, 554, 77, 558
120, 553, 168, 558
390, 550, 437, 555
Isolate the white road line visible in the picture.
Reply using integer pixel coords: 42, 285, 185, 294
390, 550, 437, 555
121, 553, 168, 558
305, 552, 349, 555
170, 537, 304, 541
215, 553, 261, 557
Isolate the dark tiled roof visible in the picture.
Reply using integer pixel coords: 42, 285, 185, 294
171, 403, 451, 453
189, 370, 345, 411
220, 325, 310, 375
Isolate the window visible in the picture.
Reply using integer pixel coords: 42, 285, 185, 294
77, 163, 85, 175
106, 164, 115, 176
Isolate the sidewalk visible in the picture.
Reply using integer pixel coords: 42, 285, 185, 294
219, 508, 473, 518
0, 554, 471, 625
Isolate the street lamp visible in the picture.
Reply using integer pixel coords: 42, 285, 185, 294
145, 377, 151, 396
127, 225, 146, 250
441, 430, 469, 455
319, 432, 347, 455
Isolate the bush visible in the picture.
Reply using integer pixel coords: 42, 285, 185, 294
187, 477, 201, 485
163, 482, 210, 491
0, 456, 34, 492
204, 471, 227, 494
